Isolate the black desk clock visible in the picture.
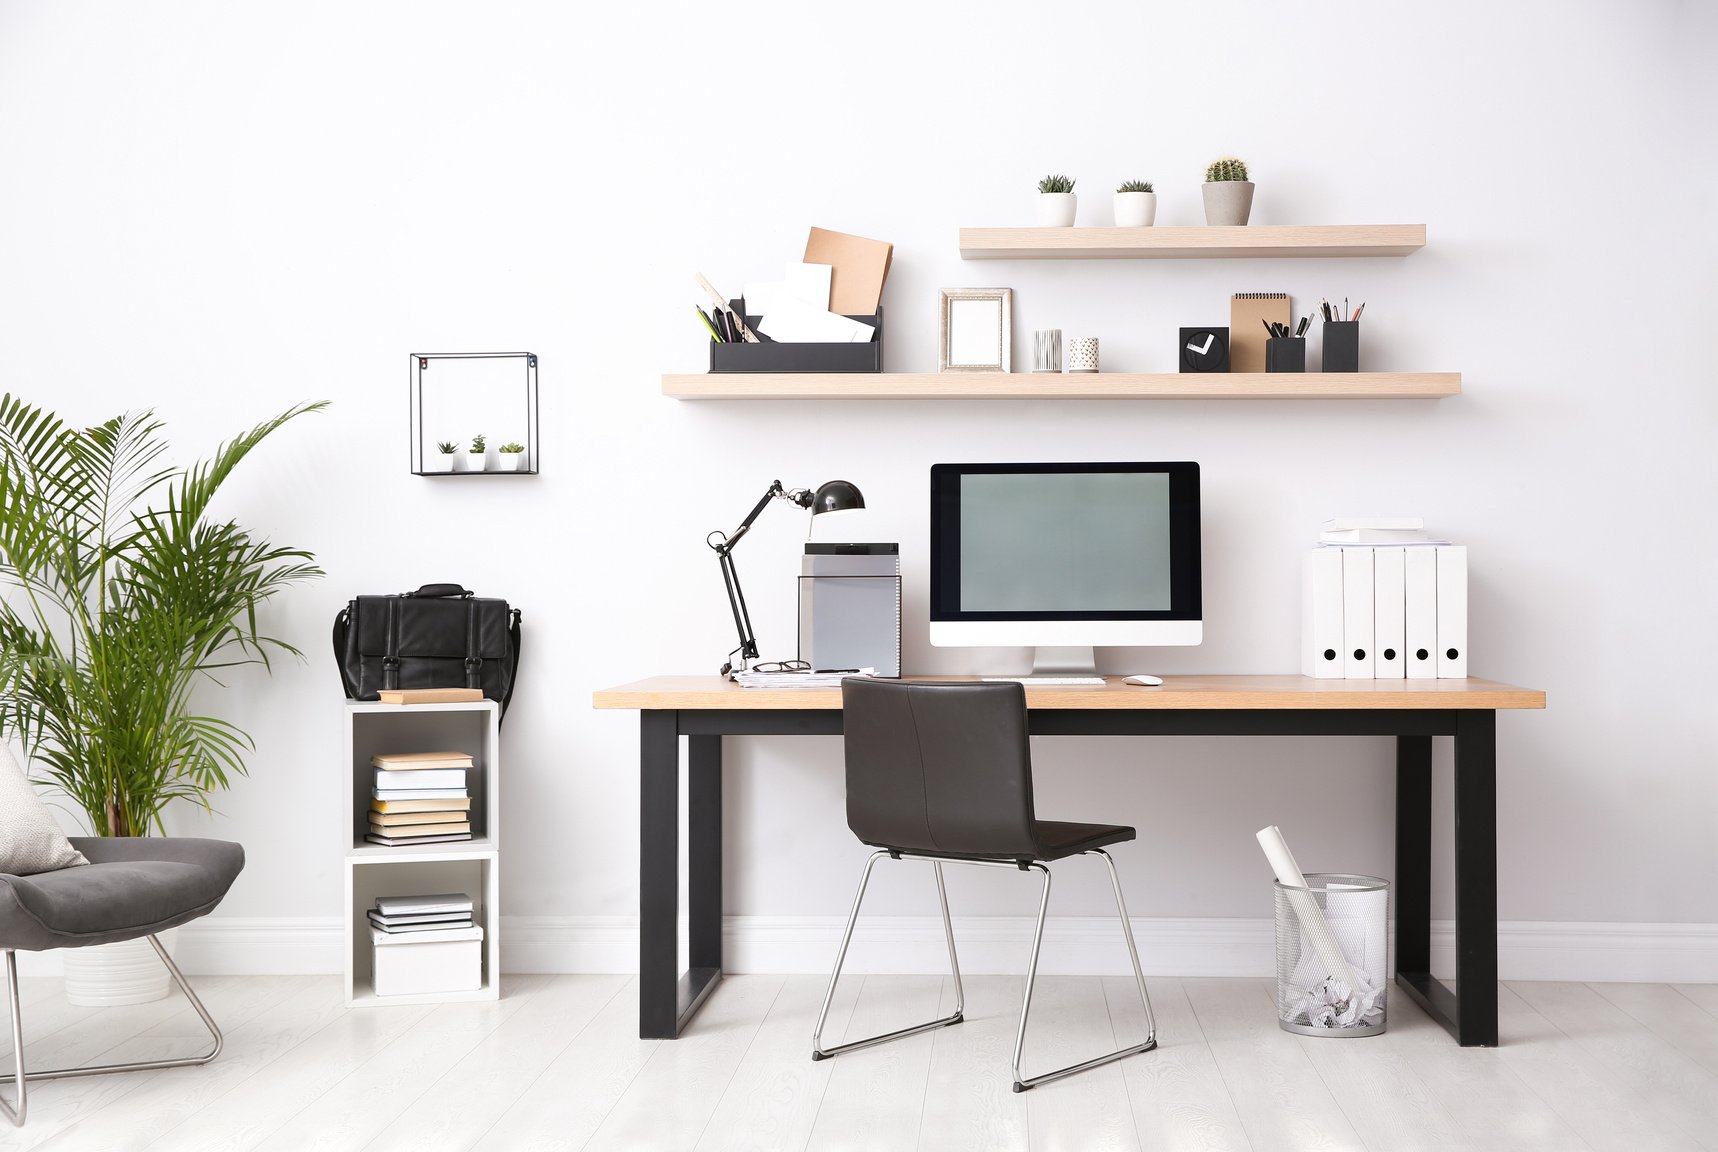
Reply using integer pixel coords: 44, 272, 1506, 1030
1179, 327, 1230, 373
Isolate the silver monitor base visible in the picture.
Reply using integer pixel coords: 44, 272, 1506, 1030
1028, 646, 1099, 678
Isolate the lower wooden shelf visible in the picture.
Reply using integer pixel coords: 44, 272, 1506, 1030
662, 372, 1460, 400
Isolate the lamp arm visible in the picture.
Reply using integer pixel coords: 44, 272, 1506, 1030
707, 480, 801, 675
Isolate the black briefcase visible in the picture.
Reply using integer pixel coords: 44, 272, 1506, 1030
332, 584, 522, 716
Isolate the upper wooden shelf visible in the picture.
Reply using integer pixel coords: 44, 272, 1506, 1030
662, 372, 1459, 401
958, 224, 1427, 260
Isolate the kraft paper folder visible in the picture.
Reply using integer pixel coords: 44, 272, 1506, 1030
1231, 292, 1291, 373
805, 227, 893, 315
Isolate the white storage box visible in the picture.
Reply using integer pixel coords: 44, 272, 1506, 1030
371, 925, 483, 997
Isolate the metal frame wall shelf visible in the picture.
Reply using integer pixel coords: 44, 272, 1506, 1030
409, 352, 540, 476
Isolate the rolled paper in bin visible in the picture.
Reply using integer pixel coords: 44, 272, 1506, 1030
1255, 825, 1361, 993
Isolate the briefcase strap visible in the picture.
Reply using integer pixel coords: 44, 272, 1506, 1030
383, 598, 401, 691
464, 600, 482, 689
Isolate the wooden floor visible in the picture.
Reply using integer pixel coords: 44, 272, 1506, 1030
2, 974, 1717, 1151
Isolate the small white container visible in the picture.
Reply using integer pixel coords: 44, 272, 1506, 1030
1065, 337, 1100, 373
465, 453, 487, 472
1036, 192, 1077, 227
425, 454, 455, 473
496, 452, 525, 472
373, 929, 484, 997
1113, 191, 1157, 227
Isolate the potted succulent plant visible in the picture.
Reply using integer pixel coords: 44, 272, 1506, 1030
1114, 180, 1156, 227
466, 433, 487, 472
496, 441, 526, 472
1036, 174, 1077, 227
427, 439, 458, 473
0, 395, 324, 1003
1202, 157, 1254, 226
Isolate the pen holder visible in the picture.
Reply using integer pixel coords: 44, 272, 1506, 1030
1266, 336, 1306, 373
1322, 322, 1359, 373
710, 302, 884, 373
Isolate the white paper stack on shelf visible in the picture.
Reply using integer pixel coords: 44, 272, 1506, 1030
746, 262, 875, 343
1303, 516, 1467, 680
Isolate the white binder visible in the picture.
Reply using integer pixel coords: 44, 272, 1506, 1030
1302, 549, 1344, 678
1372, 547, 1406, 679
1404, 547, 1438, 679
1341, 547, 1375, 679
1436, 545, 1468, 678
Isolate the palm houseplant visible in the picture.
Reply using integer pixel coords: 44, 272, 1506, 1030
0, 395, 324, 1003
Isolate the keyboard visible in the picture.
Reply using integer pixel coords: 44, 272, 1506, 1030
981, 676, 1106, 686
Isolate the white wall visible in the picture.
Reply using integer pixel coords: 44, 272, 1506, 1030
2, 0, 1714, 977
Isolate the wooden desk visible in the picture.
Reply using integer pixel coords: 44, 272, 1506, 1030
592, 675, 1546, 1047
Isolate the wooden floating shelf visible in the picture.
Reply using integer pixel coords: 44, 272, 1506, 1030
958, 224, 1426, 260
662, 372, 1460, 401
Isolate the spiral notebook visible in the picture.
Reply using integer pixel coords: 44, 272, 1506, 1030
1231, 292, 1291, 373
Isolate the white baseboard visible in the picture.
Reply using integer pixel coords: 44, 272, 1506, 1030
15, 916, 1718, 984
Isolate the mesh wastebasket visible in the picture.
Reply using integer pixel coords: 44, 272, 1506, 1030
1274, 873, 1388, 1037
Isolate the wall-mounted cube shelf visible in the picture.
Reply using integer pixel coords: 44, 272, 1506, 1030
409, 352, 540, 476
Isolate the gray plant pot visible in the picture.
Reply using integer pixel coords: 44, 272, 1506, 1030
1202, 180, 1255, 226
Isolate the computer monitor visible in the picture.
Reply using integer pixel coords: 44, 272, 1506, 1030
929, 462, 1202, 676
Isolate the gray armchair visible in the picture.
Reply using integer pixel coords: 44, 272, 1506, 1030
0, 837, 244, 1126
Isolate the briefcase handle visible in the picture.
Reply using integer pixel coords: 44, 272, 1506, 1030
404, 583, 473, 599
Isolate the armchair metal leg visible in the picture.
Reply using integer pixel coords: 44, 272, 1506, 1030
1011, 850, 1158, 1092
811, 852, 965, 1060
1, 936, 225, 1127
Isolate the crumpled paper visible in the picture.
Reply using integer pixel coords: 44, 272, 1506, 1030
1288, 975, 1386, 1030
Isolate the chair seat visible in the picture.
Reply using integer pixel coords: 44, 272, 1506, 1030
0, 838, 244, 952
1033, 820, 1135, 861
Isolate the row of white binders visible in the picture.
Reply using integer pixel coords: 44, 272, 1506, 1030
1303, 545, 1466, 679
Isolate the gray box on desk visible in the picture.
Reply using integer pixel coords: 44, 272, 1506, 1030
798, 544, 901, 677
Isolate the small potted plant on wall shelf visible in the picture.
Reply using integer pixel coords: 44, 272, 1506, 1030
1114, 180, 1156, 227
1203, 157, 1254, 225
497, 441, 527, 472
428, 440, 458, 473
1036, 174, 1077, 227
467, 433, 487, 472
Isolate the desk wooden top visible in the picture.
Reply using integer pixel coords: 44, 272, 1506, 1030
592, 675, 1546, 712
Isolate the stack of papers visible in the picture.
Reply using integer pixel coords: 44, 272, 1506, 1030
1318, 516, 1448, 546
746, 262, 875, 344
730, 667, 875, 689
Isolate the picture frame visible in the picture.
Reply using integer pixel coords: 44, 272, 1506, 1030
939, 288, 1012, 373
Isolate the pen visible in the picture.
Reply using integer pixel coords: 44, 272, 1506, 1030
815, 668, 861, 674
694, 306, 721, 342
1353, 302, 1365, 320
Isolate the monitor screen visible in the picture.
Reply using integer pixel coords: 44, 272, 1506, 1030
930, 462, 1201, 647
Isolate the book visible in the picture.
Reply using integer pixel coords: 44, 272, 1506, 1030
369, 809, 471, 827
370, 796, 472, 814
371, 924, 484, 946
375, 893, 475, 916
363, 831, 473, 847
377, 688, 485, 704
368, 910, 473, 929
371, 751, 474, 770
366, 819, 471, 837
373, 767, 467, 791
1322, 517, 1424, 531
370, 787, 468, 802
1318, 529, 1447, 545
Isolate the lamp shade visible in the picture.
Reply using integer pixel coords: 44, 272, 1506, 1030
810, 480, 865, 516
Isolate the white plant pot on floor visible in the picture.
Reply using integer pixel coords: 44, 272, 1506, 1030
63, 928, 178, 1006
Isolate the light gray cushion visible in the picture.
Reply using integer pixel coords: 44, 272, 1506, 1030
0, 837, 243, 951
0, 742, 88, 875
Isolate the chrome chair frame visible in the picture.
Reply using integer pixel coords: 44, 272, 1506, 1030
811, 847, 1156, 1092
1, 935, 223, 1127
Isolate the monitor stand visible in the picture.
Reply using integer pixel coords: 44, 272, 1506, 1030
1028, 646, 1100, 678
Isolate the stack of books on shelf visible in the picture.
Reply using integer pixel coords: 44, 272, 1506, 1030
368, 893, 484, 997
367, 750, 474, 846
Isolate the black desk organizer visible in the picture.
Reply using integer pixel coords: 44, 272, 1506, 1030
710, 301, 883, 373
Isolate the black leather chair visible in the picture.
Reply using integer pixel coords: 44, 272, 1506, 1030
0, 837, 244, 1126
812, 678, 1156, 1092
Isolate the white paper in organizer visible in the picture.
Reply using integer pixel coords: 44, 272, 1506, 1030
756, 296, 875, 344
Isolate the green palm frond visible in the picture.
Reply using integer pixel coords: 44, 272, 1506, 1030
0, 394, 325, 835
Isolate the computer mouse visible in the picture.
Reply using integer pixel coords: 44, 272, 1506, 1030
1123, 675, 1163, 686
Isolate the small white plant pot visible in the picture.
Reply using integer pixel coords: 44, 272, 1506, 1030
63, 928, 178, 1005
466, 453, 487, 472
497, 453, 525, 472
1065, 337, 1100, 373
1036, 192, 1077, 227
1202, 181, 1255, 226
1113, 191, 1157, 227
426, 454, 455, 473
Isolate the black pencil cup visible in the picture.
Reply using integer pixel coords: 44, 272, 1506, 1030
710, 301, 883, 373
1266, 337, 1306, 373
1322, 321, 1359, 372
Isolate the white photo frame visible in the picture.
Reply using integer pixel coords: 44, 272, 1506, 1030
939, 288, 1012, 373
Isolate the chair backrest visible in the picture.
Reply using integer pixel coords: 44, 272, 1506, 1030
840, 678, 1038, 860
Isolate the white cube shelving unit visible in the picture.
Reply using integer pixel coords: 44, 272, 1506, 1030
343, 700, 501, 1007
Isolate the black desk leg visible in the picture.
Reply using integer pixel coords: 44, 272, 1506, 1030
639, 711, 680, 1038
688, 735, 724, 973
1395, 734, 1432, 977
1454, 709, 1499, 1046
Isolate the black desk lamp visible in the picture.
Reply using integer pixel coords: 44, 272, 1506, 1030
707, 479, 865, 675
